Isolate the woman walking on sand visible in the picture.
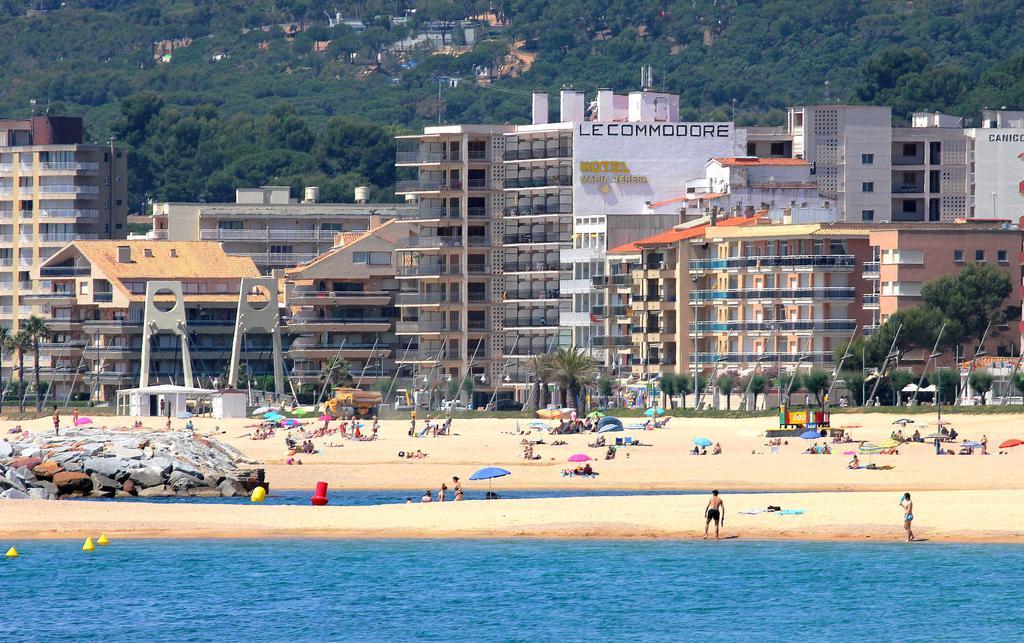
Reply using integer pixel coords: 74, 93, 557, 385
900, 492, 915, 542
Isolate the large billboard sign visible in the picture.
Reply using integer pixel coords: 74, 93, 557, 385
973, 129, 1024, 219
572, 122, 738, 215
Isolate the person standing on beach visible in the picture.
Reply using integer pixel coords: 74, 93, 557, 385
438, 483, 447, 502
452, 476, 463, 501
704, 490, 725, 539
900, 493, 915, 542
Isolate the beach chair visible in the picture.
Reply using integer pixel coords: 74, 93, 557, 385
615, 437, 624, 446
624, 437, 634, 446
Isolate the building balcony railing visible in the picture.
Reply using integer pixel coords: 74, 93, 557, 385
503, 205, 573, 218
398, 235, 464, 249
863, 293, 879, 306
863, 324, 880, 336
200, 229, 339, 241
32, 233, 100, 243
395, 320, 461, 334
289, 316, 392, 327
863, 261, 880, 276
561, 247, 602, 263
396, 151, 452, 164
93, 292, 113, 302
592, 304, 631, 317
691, 319, 858, 333
40, 266, 91, 277
502, 289, 561, 301
503, 176, 572, 189
396, 349, 462, 362
503, 261, 564, 273
689, 255, 856, 272
505, 317, 560, 328
37, 184, 100, 195
503, 147, 573, 161
591, 274, 633, 288
289, 289, 390, 301
689, 287, 856, 302
38, 161, 100, 172
397, 265, 462, 277
592, 335, 633, 348
503, 232, 571, 245
691, 351, 835, 364
243, 252, 319, 265
395, 291, 459, 305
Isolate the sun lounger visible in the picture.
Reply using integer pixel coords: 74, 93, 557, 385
615, 437, 623, 446
624, 437, 633, 446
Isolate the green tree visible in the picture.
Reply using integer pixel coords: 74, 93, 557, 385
841, 371, 866, 406
801, 368, 830, 408
887, 369, 915, 406
716, 374, 735, 410
22, 316, 50, 411
922, 264, 1013, 348
320, 356, 353, 390
526, 353, 555, 411
597, 375, 614, 405
746, 374, 768, 410
1013, 372, 1024, 402
4, 330, 32, 413
968, 371, 995, 405
676, 373, 694, 410
931, 368, 959, 405
659, 373, 682, 410
551, 346, 598, 410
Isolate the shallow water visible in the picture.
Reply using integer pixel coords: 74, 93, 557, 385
66, 487, 810, 506
2, 539, 1020, 641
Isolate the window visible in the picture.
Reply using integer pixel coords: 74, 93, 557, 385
975, 249, 985, 262
218, 221, 243, 230
953, 249, 964, 263
902, 143, 917, 157
369, 251, 390, 265
352, 252, 368, 263
862, 182, 874, 192
861, 209, 875, 221
770, 142, 786, 156
79, 282, 89, 295
861, 153, 874, 164
746, 142, 756, 156
998, 249, 1008, 263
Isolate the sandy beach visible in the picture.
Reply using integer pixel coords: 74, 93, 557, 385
2, 410, 1023, 542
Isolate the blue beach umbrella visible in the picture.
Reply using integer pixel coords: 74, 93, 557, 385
961, 441, 982, 449
176, 411, 193, 419
469, 467, 511, 497
800, 430, 822, 440
644, 407, 665, 417
693, 437, 712, 447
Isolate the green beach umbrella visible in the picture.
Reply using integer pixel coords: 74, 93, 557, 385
586, 411, 606, 419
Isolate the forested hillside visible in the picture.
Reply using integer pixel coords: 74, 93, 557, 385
2, 0, 1024, 209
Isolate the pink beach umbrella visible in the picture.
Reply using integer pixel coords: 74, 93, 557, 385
568, 453, 592, 462
319, 414, 333, 421
74, 417, 92, 426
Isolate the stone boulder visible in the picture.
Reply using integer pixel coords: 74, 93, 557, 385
129, 467, 165, 489
168, 470, 205, 491
8, 456, 42, 470
0, 441, 13, 458
90, 474, 119, 494
0, 488, 31, 500
52, 471, 93, 496
83, 457, 126, 478
31, 460, 63, 481
218, 479, 246, 497
121, 479, 137, 496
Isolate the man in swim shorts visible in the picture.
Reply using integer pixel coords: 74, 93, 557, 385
900, 492, 915, 542
704, 489, 725, 539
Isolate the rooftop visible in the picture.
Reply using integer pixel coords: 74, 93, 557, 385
711, 157, 810, 167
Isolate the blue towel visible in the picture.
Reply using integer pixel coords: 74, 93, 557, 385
777, 509, 804, 515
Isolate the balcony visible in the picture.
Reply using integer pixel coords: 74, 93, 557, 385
591, 274, 633, 288
691, 319, 858, 334
37, 184, 101, 196
286, 316, 392, 331
503, 205, 573, 218
689, 255, 856, 272
39, 266, 89, 280
200, 229, 339, 242
397, 235, 464, 249
502, 289, 561, 301
864, 324, 880, 336
689, 287, 856, 302
395, 291, 459, 306
863, 261, 880, 277
561, 247, 602, 263
39, 340, 88, 354
892, 153, 925, 166
503, 147, 573, 161
84, 345, 135, 358
559, 279, 592, 295
503, 261, 564, 273
893, 184, 924, 194
503, 232, 571, 245
592, 304, 631, 317
395, 320, 461, 334
396, 348, 462, 362
397, 264, 462, 278
691, 351, 835, 364
93, 292, 113, 302
592, 335, 633, 348
82, 319, 143, 333
38, 161, 100, 172
38, 208, 100, 219
240, 252, 318, 266
863, 293, 879, 307
503, 176, 573, 189
505, 317, 560, 329
396, 151, 454, 164
32, 233, 100, 243
288, 289, 391, 306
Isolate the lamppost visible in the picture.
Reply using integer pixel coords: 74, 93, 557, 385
691, 275, 699, 409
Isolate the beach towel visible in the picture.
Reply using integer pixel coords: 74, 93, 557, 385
777, 510, 804, 515
739, 509, 767, 515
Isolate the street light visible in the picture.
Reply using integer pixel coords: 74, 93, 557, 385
691, 275, 699, 409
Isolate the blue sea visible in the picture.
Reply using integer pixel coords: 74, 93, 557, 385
67, 488, 805, 506
2, 539, 1020, 641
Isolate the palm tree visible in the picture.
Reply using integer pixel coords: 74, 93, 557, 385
5, 330, 33, 414
526, 353, 555, 411
22, 316, 50, 411
0, 326, 9, 404
551, 346, 598, 410
320, 356, 353, 388
717, 374, 736, 411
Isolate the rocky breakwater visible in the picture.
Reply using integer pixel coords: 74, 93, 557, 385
0, 428, 260, 500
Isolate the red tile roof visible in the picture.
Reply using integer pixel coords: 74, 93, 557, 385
712, 157, 810, 167
608, 214, 761, 253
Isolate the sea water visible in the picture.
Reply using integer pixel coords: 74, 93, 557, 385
2, 539, 1021, 641
66, 488, 810, 507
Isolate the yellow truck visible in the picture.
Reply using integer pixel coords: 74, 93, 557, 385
324, 387, 382, 419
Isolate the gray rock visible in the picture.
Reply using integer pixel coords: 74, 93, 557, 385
114, 447, 145, 460
168, 470, 204, 490
218, 479, 245, 497
137, 485, 169, 498
0, 442, 13, 458
91, 474, 119, 493
0, 488, 31, 500
82, 443, 105, 456
144, 456, 174, 475
129, 467, 165, 488
83, 457, 126, 478
27, 487, 53, 500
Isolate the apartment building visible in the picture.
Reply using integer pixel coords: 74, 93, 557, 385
36, 241, 264, 402
151, 185, 414, 273
1, 116, 127, 338
284, 220, 412, 388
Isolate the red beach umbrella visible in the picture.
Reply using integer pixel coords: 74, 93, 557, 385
998, 439, 1023, 449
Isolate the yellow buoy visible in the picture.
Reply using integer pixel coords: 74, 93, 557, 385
250, 486, 267, 503
82, 537, 95, 552
97, 534, 109, 546
5, 547, 18, 558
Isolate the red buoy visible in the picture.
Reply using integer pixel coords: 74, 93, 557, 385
311, 481, 329, 506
